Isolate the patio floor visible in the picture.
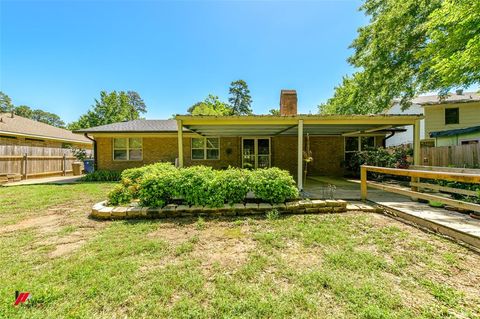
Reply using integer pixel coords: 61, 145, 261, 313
304, 176, 480, 249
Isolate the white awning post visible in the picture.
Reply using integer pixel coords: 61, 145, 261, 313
297, 119, 304, 190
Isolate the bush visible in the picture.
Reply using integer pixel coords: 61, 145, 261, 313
346, 146, 413, 176
217, 168, 251, 204
121, 162, 176, 198
250, 167, 299, 203
176, 166, 225, 207
137, 168, 180, 207
109, 165, 299, 207
108, 184, 133, 205
80, 170, 121, 182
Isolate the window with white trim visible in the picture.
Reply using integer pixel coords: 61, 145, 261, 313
113, 138, 143, 161
191, 137, 219, 160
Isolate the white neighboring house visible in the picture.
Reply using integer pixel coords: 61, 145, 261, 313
385, 101, 425, 147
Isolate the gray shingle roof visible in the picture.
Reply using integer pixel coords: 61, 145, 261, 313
412, 92, 480, 105
0, 113, 91, 144
75, 119, 188, 133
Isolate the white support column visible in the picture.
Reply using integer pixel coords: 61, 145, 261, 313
297, 119, 304, 190
177, 119, 184, 167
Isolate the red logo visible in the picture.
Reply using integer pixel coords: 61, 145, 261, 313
14, 291, 31, 306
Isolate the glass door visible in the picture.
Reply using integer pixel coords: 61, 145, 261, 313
242, 138, 270, 169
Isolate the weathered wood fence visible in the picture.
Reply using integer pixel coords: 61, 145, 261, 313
0, 145, 83, 180
421, 144, 480, 167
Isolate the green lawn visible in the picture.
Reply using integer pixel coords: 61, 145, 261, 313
0, 182, 479, 318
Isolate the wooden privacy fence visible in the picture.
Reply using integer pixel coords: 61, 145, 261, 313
421, 144, 480, 167
360, 165, 480, 213
0, 145, 83, 179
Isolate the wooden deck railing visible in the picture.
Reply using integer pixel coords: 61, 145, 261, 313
360, 165, 480, 213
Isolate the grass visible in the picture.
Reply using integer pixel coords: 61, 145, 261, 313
0, 182, 479, 318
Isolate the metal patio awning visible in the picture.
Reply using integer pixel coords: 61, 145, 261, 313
176, 114, 423, 137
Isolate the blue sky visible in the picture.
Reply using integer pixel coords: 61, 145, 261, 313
0, 0, 366, 123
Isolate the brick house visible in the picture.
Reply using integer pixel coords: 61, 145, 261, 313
77, 90, 422, 189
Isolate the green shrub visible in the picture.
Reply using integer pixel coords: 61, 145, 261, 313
80, 170, 121, 182
108, 184, 133, 205
250, 167, 299, 203
114, 165, 299, 207
137, 168, 180, 207
217, 168, 251, 204
121, 162, 176, 198
176, 166, 225, 207
346, 146, 413, 176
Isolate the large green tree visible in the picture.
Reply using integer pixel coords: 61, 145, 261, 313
228, 80, 253, 115
68, 91, 147, 130
320, 0, 480, 114
187, 95, 232, 116
0, 91, 14, 113
1, 92, 65, 127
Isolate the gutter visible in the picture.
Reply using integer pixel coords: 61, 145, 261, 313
84, 133, 97, 170
382, 130, 397, 147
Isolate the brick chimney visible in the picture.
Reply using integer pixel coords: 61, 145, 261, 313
280, 90, 297, 116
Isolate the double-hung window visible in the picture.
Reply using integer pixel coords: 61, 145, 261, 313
445, 108, 459, 125
113, 138, 143, 161
191, 137, 219, 160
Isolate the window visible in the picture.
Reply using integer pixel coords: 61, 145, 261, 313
191, 137, 219, 160
344, 136, 376, 162
445, 108, 459, 125
461, 139, 479, 145
113, 138, 142, 161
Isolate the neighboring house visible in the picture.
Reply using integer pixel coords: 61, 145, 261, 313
77, 90, 422, 188
385, 101, 425, 147
386, 91, 480, 147
418, 91, 480, 146
0, 113, 92, 149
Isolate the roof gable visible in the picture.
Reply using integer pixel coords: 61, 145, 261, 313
0, 113, 91, 144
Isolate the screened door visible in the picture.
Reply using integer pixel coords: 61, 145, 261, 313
242, 138, 270, 169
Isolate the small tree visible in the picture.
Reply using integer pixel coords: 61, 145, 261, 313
228, 80, 253, 115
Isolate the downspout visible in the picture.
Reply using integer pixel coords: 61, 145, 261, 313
382, 130, 396, 147
84, 133, 97, 170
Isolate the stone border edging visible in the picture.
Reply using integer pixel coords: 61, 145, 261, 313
91, 199, 352, 220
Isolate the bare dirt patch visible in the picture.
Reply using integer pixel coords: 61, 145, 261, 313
0, 214, 62, 234
145, 219, 257, 275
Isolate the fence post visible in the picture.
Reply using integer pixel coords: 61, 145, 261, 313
23, 153, 28, 180
62, 154, 66, 176
361, 165, 367, 201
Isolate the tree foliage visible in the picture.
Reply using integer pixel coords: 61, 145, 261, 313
0, 91, 14, 113
68, 90, 147, 130
228, 80, 253, 115
187, 95, 233, 116
320, 0, 480, 114
1, 92, 65, 127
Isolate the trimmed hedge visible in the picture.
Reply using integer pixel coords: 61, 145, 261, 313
250, 167, 299, 204
107, 163, 299, 207
81, 170, 121, 182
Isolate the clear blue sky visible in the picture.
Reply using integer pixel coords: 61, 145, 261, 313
0, 0, 366, 123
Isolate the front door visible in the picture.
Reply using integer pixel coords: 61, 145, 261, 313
242, 138, 270, 169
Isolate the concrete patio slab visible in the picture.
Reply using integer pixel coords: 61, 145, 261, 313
2, 175, 83, 186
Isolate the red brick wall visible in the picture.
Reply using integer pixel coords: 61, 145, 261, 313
95, 135, 347, 176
